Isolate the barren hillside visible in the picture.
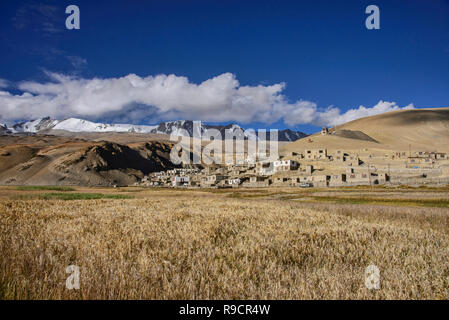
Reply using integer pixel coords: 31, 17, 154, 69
282, 107, 449, 155
0, 135, 177, 186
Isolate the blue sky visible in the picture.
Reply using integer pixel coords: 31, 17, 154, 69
0, 0, 448, 133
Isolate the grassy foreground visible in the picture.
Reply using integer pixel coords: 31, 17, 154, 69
38, 192, 134, 200
16, 186, 76, 192
0, 188, 448, 299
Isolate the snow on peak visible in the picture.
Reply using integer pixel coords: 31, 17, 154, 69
53, 118, 158, 133
5, 117, 308, 141
11, 117, 58, 133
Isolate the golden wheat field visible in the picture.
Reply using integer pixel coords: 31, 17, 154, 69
0, 186, 448, 299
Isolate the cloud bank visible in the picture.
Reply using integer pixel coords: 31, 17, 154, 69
0, 79, 9, 89
0, 72, 413, 127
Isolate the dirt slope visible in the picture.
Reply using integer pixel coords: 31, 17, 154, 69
282, 107, 449, 154
0, 135, 177, 186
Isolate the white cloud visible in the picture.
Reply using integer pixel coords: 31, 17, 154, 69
0, 79, 9, 89
13, 3, 61, 34
317, 101, 414, 127
67, 56, 88, 69
0, 72, 414, 127
283, 100, 414, 127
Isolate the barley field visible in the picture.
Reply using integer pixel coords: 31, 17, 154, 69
0, 186, 448, 299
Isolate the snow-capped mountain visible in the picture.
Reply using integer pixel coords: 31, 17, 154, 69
153, 121, 259, 140
0, 123, 11, 135
6, 117, 308, 141
52, 118, 158, 133
276, 129, 308, 141
9, 117, 157, 134
12, 117, 59, 133
152, 120, 307, 141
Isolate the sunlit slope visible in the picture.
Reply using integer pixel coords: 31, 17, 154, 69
282, 107, 449, 154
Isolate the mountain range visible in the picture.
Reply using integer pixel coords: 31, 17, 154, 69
1, 108, 449, 187
1, 117, 307, 142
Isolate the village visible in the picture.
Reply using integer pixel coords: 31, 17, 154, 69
138, 131, 449, 189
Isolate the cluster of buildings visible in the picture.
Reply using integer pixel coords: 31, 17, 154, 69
137, 148, 449, 188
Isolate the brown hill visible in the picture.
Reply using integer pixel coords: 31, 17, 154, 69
282, 107, 449, 155
0, 135, 177, 186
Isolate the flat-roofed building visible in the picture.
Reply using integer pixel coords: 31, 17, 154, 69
304, 149, 328, 160
273, 159, 299, 172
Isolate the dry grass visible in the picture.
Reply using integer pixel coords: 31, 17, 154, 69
16, 186, 76, 192
0, 188, 448, 299
307, 196, 449, 208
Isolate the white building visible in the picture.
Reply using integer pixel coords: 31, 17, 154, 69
172, 176, 190, 187
228, 178, 241, 185
273, 160, 299, 172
